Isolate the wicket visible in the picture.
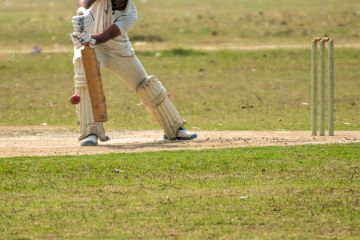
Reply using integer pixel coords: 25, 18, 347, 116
311, 37, 334, 136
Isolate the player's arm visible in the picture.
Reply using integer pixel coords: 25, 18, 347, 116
79, 0, 97, 9
72, 0, 136, 47
72, 23, 122, 47
91, 24, 122, 44
92, 4, 138, 44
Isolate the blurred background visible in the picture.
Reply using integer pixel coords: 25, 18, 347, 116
1, 0, 360, 51
0, 0, 359, 131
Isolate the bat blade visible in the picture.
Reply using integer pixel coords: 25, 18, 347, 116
81, 46, 108, 122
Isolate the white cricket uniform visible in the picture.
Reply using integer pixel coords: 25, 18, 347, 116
73, 0, 186, 141
74, 0, 147, 90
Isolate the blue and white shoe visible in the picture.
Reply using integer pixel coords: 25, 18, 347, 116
164, 127, 198, 141
80, 135, 98, 146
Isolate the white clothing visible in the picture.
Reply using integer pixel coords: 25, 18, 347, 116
73, 0, 136, 62
74, 0, 146, 89
73, 0, 186, 141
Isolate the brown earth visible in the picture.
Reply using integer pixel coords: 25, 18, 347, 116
0, 127, 359, 158
1, 42, 360, 55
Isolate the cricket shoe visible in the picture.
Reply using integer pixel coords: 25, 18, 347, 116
80, 134, 98, 146
164, 127, 198, 141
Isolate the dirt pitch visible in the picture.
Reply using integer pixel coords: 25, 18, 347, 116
0, 127, 359, 158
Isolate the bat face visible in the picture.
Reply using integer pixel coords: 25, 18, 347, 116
81, 46, 108, 122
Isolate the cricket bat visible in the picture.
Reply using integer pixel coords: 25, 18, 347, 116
81, 45, 108, 122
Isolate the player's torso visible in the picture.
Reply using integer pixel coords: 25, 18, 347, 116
110, 0, 133, 18
111, 0, 128, 11
104, 0, 136, 56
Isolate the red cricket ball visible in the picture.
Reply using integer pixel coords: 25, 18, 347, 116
70, 94, 81, 105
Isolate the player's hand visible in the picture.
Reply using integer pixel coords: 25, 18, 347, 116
72, 7, 95, 33
70, 32, 96, 49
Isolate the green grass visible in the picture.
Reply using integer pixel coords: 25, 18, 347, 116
1, 0, 360, 49
1, 2, 359, 239
0, 49, 359, 130
0, 144, 359, 239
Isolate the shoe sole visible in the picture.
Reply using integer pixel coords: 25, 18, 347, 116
177, 134, 198, 140
164, 134, 198, 141
80, 141, 98, 147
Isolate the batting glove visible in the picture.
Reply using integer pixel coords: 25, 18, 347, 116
70, 32, 96, 49
72, 7, 95, 33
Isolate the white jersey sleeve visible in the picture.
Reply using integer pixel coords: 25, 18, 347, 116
113, 1, 137, 35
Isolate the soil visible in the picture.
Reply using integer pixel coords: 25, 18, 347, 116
1, 127, 359, 158
1, 42, 360, 55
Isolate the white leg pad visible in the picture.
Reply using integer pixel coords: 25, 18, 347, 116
136, 76, 185, 140
74, 58, 108, 141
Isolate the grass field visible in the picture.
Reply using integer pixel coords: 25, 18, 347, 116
1, 0, 360, 239
0, 0, 359, 131
0, 49, 359, 131
1, 144, 359, 239
0, 0, 360, 49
